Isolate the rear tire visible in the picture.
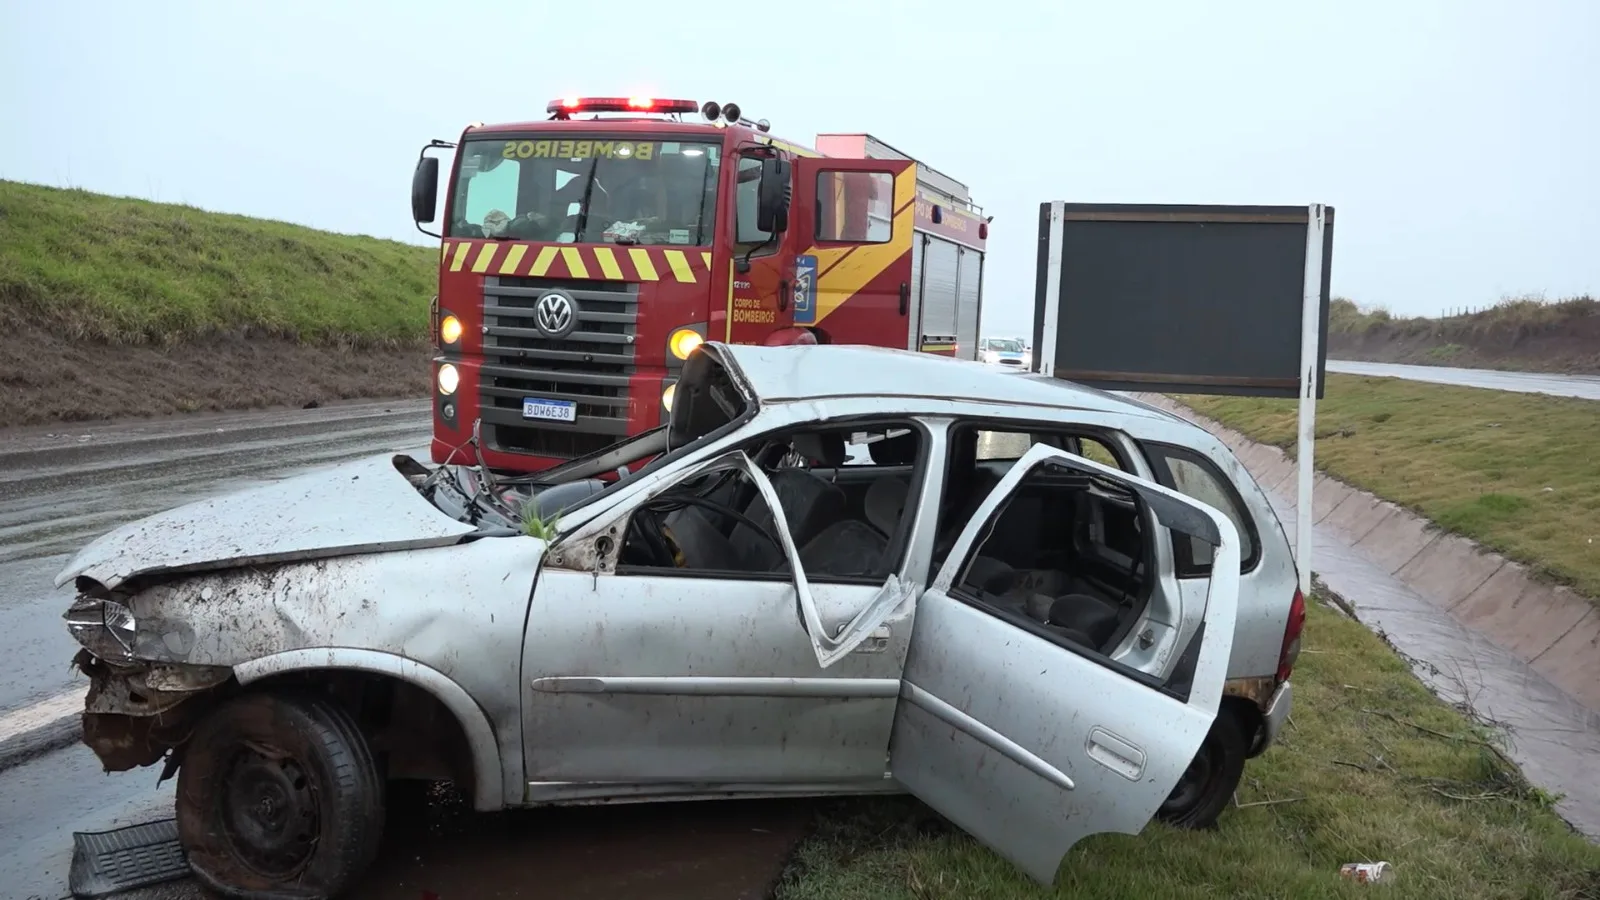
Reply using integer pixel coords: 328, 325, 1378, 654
176, 691, 385, 899
1155, 706, 1247, 830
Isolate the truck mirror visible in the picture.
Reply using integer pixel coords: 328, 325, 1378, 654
756, 157, 792, 234
412, 157, 440, 225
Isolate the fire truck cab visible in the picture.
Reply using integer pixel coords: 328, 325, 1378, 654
411, 96, 989, 472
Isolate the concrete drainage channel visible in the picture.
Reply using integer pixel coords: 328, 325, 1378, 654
1133, 393, 1600, 837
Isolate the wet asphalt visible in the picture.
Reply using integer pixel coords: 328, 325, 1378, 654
1326, 359, 1600, 400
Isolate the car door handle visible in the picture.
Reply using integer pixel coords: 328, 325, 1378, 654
779, 279, 790, 312
898, 282, 910, 316
832, 624, 892, 651
858, 625, 892, 652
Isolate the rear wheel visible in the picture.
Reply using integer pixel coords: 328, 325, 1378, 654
1155, 706, 1247, 830
176, 691, 385, 898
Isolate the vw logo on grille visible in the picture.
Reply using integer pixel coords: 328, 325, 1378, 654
533, 290, 577, 339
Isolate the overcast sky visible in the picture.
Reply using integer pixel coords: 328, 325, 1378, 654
3, 0, 1595, 335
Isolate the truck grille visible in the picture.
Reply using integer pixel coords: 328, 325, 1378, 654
479, 274, 638, 459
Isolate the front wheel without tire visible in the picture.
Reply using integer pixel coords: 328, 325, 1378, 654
176, 691, 385, 899
1155, 707, 1247, 830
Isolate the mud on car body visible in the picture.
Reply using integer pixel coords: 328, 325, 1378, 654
60, 342, 1298, 898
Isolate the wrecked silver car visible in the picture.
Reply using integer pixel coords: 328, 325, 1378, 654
59, 342, 1283, 897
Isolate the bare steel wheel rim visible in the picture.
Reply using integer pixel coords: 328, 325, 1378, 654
218, 746, 321, 879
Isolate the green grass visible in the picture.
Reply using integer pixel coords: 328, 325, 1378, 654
0, 180, 435, 345
778, 597, 1600, 899
1176, 374, 1600, 600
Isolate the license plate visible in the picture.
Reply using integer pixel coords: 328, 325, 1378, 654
521, 397, 577, 423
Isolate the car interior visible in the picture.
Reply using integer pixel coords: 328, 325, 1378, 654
612, 417, 1156, 657
616, 423, 924, 581
937, 425, 1155, 658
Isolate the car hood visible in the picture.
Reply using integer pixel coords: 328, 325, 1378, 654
55, 454, 480, 590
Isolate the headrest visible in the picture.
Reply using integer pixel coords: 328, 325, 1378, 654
864, 476, 910, 537
868, 430, 919, 466
791, 432, 846, 467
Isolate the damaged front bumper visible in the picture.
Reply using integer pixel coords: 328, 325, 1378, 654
66, 592, 233, 772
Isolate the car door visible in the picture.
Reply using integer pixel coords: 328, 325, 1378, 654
521, 449, 916, 796
882, 442, 1241, 886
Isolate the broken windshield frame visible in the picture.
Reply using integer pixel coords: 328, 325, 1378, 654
447, 136, 722, 246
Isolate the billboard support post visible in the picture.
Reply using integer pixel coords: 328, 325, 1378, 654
1295, 204, 1326, 596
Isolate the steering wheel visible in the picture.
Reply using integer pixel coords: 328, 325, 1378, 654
630, 488, 786, 569
627, 505, 681, 568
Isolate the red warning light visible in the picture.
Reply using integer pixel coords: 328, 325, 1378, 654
546, 97, 699, 115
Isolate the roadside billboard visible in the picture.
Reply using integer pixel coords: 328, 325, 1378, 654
1031, 203, 1334, 399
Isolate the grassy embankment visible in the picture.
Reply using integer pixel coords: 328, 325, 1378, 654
1176, 374, 1600, 604
0, 179, 435, 426
778, 595, 1600, 899
1327, 295, 1600, 374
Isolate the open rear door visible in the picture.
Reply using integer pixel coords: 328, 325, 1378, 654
888, 443, 1241, 885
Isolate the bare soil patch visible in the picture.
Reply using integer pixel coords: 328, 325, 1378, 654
0, 322, 429, 428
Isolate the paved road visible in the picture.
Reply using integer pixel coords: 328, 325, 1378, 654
1327, 359, 1600, 401
0, 400, 812, 899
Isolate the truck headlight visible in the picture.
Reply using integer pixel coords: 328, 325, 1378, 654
668, 328, 704, 361
439, 314, 463, 344
662, 382, 677, 411
437, 363, 460, 396
65, 595, 137, 661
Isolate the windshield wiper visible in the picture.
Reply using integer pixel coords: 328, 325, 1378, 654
571, 159, 601, 243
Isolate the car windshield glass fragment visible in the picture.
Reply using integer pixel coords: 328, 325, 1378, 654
987, 339, 1024, 352
448, 137, 721, 246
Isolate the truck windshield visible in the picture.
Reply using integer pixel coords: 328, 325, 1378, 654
447, 136, 721, 246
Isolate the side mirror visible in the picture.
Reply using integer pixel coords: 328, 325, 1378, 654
756, 157, 792, 234
412, 157, 440, 225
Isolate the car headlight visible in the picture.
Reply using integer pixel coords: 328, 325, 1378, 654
437, 363, 459, 396
65, 595, 137, 661
668, 328, 704, 361
439, 314, 463, 344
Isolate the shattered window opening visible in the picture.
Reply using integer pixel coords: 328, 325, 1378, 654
615, 419, 930, 584
951, 458, 1156, 663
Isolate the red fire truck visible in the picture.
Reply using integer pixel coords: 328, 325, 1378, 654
410, 96, 990, 471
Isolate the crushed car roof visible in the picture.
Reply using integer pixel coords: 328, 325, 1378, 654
713, 343, 1184, 420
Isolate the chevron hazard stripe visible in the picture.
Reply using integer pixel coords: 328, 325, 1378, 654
438, 241, 713, 283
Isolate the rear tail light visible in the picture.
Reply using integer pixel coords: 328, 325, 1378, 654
1276, 587, 1306, 683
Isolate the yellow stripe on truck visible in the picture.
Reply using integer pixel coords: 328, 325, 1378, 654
449, 242, 472, 273
593, 247, 625, 280
561, 247, 590, 279
630, 248, 659, 281
663, 250, 695, 283
497, 244, 528, 275
529, 246, 559, 277
470, 244, 498, 274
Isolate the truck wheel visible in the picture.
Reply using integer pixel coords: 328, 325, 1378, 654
1155, 706, 1247, 830
176, 691, 385, 899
